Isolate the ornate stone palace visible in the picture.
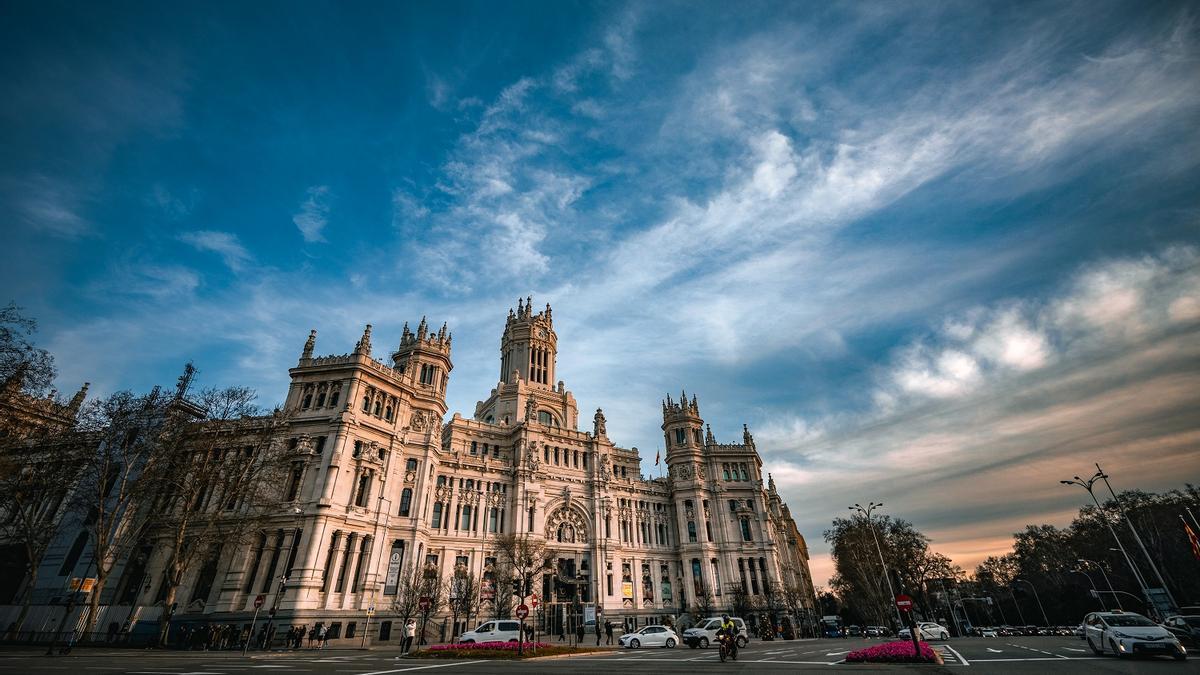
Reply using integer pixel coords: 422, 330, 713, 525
2, 299, 816, 643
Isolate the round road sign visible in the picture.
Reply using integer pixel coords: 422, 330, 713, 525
895, 594, 914, 610
254, 594, 265, 609
516, 604, 529, 620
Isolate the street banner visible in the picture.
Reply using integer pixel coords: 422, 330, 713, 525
622, 581, 633, 598
384, 551, 403, 596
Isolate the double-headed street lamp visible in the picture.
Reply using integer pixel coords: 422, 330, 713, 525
848, 502, 903, 627
1060, 473, 1152, 606
1078, 558, 1121, 610
1070, 568, 1104, 610
1013, 579, 1049, 628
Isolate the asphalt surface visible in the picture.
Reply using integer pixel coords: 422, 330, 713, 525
0, 636, 1194, 673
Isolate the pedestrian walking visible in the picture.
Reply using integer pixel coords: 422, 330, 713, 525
576, 620, 584, 645
401, 619, 416, 654
605, 620, 614, 645
308, 624, 319, 649
317, 623, 328, 650
595, 619, 601, 646
297, 625, 307, 649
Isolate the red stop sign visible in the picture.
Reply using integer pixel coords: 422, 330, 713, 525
419, 596, 432, 612
254, 594, 265, 609
895, 594, 914, 610
516, 604, 529, 620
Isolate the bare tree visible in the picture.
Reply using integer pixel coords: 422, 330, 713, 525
0, 303, 56, 398
447, 566, 481, 640
0, 433, 88, 631
70, 385, 186, 634
492, 534, 555, 619
692, 585, 716, 619
140, 383, 295, 646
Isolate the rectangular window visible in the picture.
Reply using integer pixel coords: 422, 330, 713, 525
723, 464, 730, 480
674, 428, 685, 445
492, 444, 500, 458
354, 472, 372, 507
607, 574, 613, 596
741, 463, 749, 481
694, 428, 702, 445
741, 518, 752, 541
315, 436, 327, 453
582, 453, 588, 469
432, 503, 443, 528
711, 559, 722, 596
687, 521, 697, 543
470, 441, 478, 455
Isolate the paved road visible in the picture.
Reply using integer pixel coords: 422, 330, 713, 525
0, 637, 1194, 673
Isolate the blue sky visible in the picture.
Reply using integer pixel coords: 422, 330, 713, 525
3, 0, 1199, 584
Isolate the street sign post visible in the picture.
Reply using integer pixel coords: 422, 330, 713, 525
894, 594, 914, 611
516, 604, 529, 620
254, 594, 265, 609
243, 595, 267, 655
418, 596, 432, 652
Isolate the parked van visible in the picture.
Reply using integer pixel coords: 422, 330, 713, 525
682, 617, 749, 648
458, 620, 521, 643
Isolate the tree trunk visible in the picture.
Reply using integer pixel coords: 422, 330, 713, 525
12, 565, 36, 633
158, 582, 179, 647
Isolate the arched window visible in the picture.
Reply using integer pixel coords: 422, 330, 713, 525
385, 405, 393, 421
361, 396, 370, 412
329, 389, 340, 407
373, 399, 382, 416
316, 391, 326, 407
399, 488, 412, 517
301, 393, 312, 409
538, 411, 556, 426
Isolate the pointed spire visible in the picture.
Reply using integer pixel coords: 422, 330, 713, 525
705, 424, 715, 445
691, 394, 698, 413
768, 472, 777, 493
417, 316, 428, 340
438, 322, 448, 342
354, 324, 373, 356
545, 302, 552, 321
743, 423, 754, 447
526, 296, 532, 317
302, 329, 317, 359
67, 382, 89, 415
517, 297, 524, 316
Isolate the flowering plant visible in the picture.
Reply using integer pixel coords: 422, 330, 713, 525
431, 641, 551, 651
844, 640, 939, 663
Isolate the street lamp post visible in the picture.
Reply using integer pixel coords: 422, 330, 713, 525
1071, 569, 1104, 610
1094, 464, 1178, 613
848, 503, 903, 627
1007, 588, 1027, 626
1078, 559, 1121, 610
1060, 474, 1152, 606
1013, 579, 1049, 628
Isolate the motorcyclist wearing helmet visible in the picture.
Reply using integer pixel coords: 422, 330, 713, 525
717, 615, 738, 659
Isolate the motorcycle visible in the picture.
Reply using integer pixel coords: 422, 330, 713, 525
718, 633, 738, 662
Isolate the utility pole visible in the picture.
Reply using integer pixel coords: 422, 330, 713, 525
1060, 474, 1153, 604
1078, 559, 1120, 610
1013, 579, 1049, 628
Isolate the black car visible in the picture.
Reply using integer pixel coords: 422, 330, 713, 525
1163, 616, 1200, 647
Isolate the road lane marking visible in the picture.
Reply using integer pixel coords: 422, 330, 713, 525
944, 645, 970, 666
987, 648, 1002, 653
972, 657, 1104, 662
1063, 647, 1086, 652
355, 662, 490, 675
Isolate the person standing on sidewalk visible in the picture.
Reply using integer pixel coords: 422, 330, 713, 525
401, 618, 416, 654
595, 620, 601, 645
605, 620, 614, 645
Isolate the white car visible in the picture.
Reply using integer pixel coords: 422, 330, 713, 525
458, 620, 522, 643
683, 616, 749, 648
1083, 611, 1186, 660
618, 625, 679, 648
898, 622, 950, 641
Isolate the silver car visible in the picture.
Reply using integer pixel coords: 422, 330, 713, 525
1083, 611, 1187, 660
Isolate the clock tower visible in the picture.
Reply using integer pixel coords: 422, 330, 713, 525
474, 297, 578, 429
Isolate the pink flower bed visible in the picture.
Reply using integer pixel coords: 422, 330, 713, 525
432, 641, 551, 651
845, 640, 939, 664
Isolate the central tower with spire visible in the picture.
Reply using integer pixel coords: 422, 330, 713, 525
474, 298, 577, 428
499, 296, 556, 387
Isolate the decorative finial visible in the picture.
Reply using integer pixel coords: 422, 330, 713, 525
302, 329, 317, 359
354, 324, 373, 356
176, 362, 197, 399
67, 382, 89, 414
417, 316, 428, 340
743, 423, 754, 447
705, 424, 715, 445
768, 473, 777, 493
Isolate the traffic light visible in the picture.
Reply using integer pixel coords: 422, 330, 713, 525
512, 579, 522, 597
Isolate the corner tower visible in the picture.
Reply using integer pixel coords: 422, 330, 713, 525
662, 391, 705, 463
499, 296, 556, 387
391, 317, 454, 415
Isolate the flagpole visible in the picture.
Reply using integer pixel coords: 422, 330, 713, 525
1186, 507, 1200, 532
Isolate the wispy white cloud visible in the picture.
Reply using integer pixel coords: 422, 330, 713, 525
10, 175, 90, 238
179, 230, 253, 271
292, 185, 331, 243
